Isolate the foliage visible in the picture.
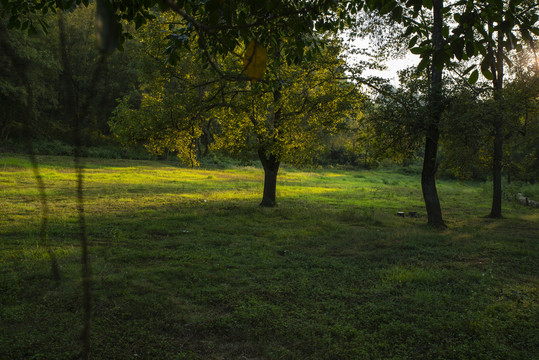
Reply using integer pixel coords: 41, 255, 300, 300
109, 12, 231, 166
361, 68, 429, 163
0, 15, 60, 140
440, 56, 539, 183
110, 19, 363, 169
0, 3, 142, 145
211, 37, 363, 167
503, 67, 539, 183
1, 0, 358, 68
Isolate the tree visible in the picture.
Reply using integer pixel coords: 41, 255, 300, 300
441, 52, 539, 185
359, 0, 451, 227
0, 3, 143, 146
215, 37, 362, 206
454, 0, 539, 217
357, 0, 537, 225
110, 23, 362, 206
109, 13, 218, 166
504, 62, 539, 183
359, 68, 429, 166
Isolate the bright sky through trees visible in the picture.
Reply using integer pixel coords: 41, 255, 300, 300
348, 37, 420, 85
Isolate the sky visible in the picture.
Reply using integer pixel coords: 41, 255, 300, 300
345, 37, 420, 86
362, 54, 420, 84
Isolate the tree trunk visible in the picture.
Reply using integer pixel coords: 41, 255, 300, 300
258, 148, 280, 207
256, 39, 282, 208
488, 124, 503, 217
421, 0, 446, 228
487, 29, 505, 218
422, 126, 445, 227
487, 27, 504, 218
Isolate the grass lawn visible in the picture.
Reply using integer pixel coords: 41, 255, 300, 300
0, 154, 537, 359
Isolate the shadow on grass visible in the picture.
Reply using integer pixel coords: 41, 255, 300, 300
2, 196, 538, 359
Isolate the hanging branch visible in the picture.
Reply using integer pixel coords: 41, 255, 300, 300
58, 11, 107, 359
0, 21, 61, 282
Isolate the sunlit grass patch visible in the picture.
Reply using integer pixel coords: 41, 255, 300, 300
0, 244, 77, 263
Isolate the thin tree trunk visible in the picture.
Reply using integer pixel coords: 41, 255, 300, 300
488, 30, 505, 218
421, 0, 446, 228
489, 126, 503, 217
258, 148, 280, 207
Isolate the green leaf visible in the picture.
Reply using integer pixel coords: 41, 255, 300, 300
38, 19, 49, 35
442, 25, 449, 39
379, 2, 394, 15
475, 42, 487, 56
134, 14, 147, 29
410, 46, 424, 55
392, 6, 403, 22
422, 0, 433, 9
451, 39, 464, 60
468, 69, 478, 84
404, 26, 415, 37
157, 1, 170, 11
408, 35, 419, 48
521, 29, 532, 43
417, 56, 430, 72
481, 68, 493, 80
8, 16, 21, 29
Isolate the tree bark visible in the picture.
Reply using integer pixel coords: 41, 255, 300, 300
256, 39, 282, 208
422, 126, 445, 227
487, 30, 505, 218
258, 148, 280, 207
489, 125, 503, 217
421, 0, 446, 228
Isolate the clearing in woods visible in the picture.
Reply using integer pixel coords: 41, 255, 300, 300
0, 154, 537, 359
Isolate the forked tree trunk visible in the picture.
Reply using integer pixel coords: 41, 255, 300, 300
421, 0, 446, 228
258, 148, 280, 207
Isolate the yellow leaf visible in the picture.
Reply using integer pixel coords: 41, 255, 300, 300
243, 40, 267, 82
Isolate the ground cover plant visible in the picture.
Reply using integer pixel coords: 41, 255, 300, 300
0, 154, 537, 360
